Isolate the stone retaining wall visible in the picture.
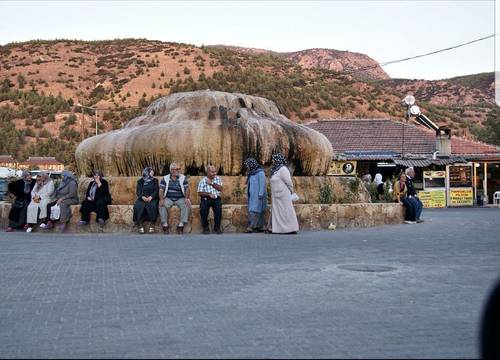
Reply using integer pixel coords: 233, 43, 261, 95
0, 202, 404, 233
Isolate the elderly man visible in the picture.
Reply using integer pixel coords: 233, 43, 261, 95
405, 167, 424, 223
159, 162, 191, 234
197, 165, 223, 234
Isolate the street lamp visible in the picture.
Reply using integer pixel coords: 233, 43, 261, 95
75, 103, 98, 136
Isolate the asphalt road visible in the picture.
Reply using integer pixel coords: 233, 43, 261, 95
0, 208, 499, 358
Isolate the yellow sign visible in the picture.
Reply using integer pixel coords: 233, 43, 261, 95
449, 188, 473, 206
418, 190, 446, 208
327, 161, 357, 176
423, 171, 445, 179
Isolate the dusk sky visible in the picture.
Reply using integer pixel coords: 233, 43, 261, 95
0, 0, 495, 80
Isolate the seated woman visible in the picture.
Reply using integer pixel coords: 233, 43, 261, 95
393, 172, 416, 224
43, 170, 79, 232
6, 170, 36, 232
79, 170, 111, 225
26, 172, 55, 233
133, 167, 159, 234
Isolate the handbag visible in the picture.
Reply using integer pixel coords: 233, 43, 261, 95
50, 204, 61, 220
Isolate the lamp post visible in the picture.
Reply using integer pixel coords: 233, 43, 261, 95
75, 103, 98, 136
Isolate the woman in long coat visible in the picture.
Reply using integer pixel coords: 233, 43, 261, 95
79, 170, 111, 225
244, 157, 267, 233
6, 170, 36, 231
26, 171, 55, 232
269, 153, 299, 234
133, 167, 159, 233
43, 170, 79, 231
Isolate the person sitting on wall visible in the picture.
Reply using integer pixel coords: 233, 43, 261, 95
26, 172, 55, 233
374, 173, 385, 201
5, 170, 36, 232
79, 170, 112, 226
133, 167, 159, 234
393, 172, 416, 224
197, 165, 223, 235
43, 170, 79, 232
405, 167, 424, 223
159, 162, 191, 235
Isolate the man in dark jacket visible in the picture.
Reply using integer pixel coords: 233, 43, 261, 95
405, 167, 424, 223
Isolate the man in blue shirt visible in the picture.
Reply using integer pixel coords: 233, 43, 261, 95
159, 162, 191, 234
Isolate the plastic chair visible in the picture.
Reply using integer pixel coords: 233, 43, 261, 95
494, 191, 500, 206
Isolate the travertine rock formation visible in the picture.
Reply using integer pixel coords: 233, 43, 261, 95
75, 90, 333, 176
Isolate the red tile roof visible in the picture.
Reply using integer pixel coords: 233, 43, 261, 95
307, 118, 500, 159
0, 155, 15, 163
23, 157, 63, 166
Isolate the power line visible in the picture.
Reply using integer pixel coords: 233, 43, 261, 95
342, 33, 496, 76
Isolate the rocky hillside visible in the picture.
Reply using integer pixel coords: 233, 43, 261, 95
0, 39, 496, 168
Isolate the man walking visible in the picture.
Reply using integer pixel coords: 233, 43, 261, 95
159, 162, 191, 234
197, 165, 223, 234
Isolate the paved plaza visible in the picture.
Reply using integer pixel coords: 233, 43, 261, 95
0, 208, 499, 358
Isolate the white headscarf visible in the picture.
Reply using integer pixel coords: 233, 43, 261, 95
374, 173, 383, 185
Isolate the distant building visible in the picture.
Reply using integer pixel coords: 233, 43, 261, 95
0, 155, 18, 169
19, 157, 64, 172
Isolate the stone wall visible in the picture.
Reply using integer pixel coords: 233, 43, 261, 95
0, 201, 404, 233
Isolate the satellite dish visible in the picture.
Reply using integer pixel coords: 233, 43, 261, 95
410, 105, 421, 116
402, 95, 416, 106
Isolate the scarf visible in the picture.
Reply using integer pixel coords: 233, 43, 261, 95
55, 170, 76, 197
374, 173, 383, 185
89, 170, 104, 200
21, 170, 31, 194
270, 153, 288, 177
33, 171, 49, 192
244, 157, 263, 183
142, 167, 154, 185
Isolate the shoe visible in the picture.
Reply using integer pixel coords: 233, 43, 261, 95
39, 223, 47, 229
416, 219, 424, 223
139, 227, 145, 234
58, 223, 67, 232
244, 227, 253, 233
78, 220, 88, 226
44, 221, 54, 230
176, 226, 184, 235
148, 227, 155, 233
202, 228, 210, 235
26, 227, 33, 233
23, 224, 29, 230
162, 225, 169, 234
5, 227, 14, 232
404, 220, 416, 224
214, 228, 222, 235
97, 218, 105, 225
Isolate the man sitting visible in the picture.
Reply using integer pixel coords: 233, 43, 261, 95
159, 162, 191, 234
197, 165, 223, 234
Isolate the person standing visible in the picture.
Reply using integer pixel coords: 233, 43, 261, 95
374, 173, 385, 201
5, 170, 36, 232
244, 157, 267, 233
405, 167, 424, 223
197, 165, 223, 234
269, 153, 299, 234
79, 170, 111, 226
159, 162, 191, 235
133, 167, 159, 234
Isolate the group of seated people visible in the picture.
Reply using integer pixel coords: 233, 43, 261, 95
392, 167, 424, 224
5, 154, 302, 235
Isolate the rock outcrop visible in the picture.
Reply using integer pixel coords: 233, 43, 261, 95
75, 90, 333, 176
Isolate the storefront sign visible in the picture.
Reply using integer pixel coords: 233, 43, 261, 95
418, 190, 446, 208
448, 165, 472, 188
327, 161, 357, 176
449, 188, 474, 206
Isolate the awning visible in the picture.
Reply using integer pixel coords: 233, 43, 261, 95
393, 156, 467, 168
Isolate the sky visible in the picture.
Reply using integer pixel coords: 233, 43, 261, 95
0, 0, 495, 80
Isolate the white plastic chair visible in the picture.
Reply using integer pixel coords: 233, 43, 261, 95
494, 191, 500, 206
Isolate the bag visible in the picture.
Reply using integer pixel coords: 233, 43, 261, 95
290, 192, 300, 202
50, 204, 61, 220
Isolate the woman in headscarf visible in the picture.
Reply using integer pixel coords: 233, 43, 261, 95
42, 170, 79, 231
392, 172, 415, 224
244, 157, 267, 233
26, 171, 55, 233
133, 166, 159, 234
268, 153, 299, 234
374, 173, 385, 201
79, 170, 111, 226
5, 170, 37, 232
